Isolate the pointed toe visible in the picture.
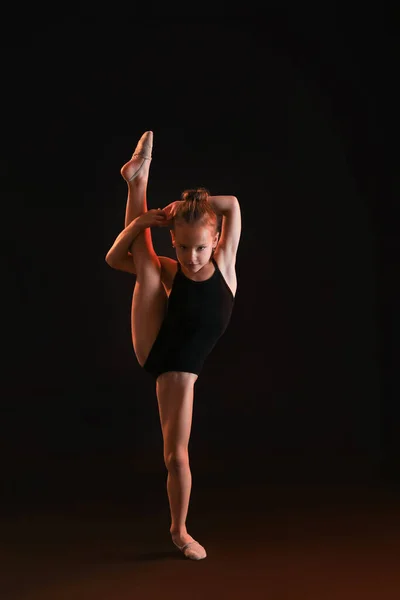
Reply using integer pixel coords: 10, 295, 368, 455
132, 130, 153, 160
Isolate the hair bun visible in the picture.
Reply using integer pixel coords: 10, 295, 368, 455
174, 186, 218, 232
181, 187, 210, 203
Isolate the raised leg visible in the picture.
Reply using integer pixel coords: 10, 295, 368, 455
156, 371, 206, 560
121, 133, 168, 367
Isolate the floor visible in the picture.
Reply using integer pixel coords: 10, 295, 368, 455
1, 472, 400, 600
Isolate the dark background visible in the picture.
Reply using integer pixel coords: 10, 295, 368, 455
1, 10, 397, 512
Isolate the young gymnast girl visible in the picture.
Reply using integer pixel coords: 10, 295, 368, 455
105, 131, 241, 560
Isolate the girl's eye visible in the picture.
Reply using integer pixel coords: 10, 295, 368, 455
180, 246, 205, 250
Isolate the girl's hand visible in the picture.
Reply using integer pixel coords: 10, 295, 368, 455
135, 209, 168, 229
161, 200, 182, 222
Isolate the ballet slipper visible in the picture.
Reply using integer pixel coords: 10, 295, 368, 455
132, 130, 153, 160
173, 539, 207, 560
122, 131, 153, 181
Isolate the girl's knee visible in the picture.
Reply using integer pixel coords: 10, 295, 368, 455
164, 450, 189, 471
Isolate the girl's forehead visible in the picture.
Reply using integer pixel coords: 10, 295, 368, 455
175, 224, 212, 242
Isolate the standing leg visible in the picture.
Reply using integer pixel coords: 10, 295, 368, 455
156, 371, 207, 560
121, 132, 168, 367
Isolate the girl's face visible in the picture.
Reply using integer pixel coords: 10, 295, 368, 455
171, 223, 219, 272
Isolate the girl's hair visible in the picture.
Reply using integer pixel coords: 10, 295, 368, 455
173, 187, 220, 233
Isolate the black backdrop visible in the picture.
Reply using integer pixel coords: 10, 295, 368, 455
2, 10, 397, 508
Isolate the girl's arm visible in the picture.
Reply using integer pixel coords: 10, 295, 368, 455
208, 196, 241, 268
105, 209, 167, 273
105, 217, 144, 272
208, 195, 238, 215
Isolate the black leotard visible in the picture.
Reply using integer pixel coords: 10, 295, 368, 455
142, 256, 235, 379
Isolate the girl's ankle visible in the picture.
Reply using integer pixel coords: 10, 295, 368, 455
170, 527, 187, 536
